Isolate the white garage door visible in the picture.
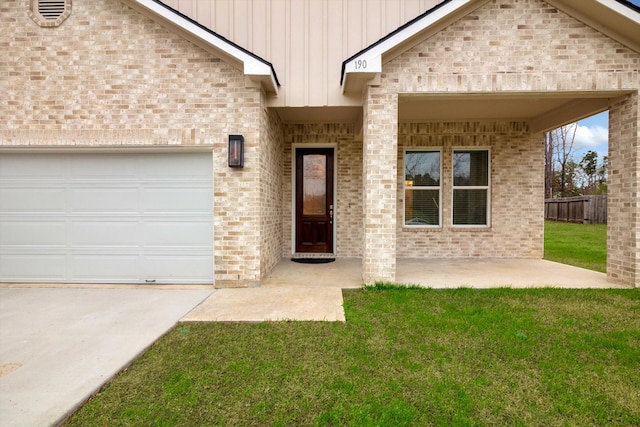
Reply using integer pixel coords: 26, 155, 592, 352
0, 152, 214, 284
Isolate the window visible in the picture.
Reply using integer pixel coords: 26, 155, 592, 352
404, 150, 441, 227
453, 150, 490, 226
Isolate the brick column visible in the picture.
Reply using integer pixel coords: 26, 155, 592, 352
362, 87, 398, 284
608, 92, 640, 287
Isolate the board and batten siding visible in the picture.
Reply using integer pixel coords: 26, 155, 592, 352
164, 0, 441, 107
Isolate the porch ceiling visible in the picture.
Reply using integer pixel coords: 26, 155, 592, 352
398, 91, 631, 133
273, 106, 362, 125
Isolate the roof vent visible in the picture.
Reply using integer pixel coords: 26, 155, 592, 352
38, 1, 66, 20
28, 0, 71, 27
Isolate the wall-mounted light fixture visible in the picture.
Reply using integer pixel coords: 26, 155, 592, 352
228, 134, 244, 168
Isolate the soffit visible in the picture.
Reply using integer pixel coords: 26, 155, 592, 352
398, 91, 631, 133
273, 107, 362, 125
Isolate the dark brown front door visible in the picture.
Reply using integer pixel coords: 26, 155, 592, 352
295, 148, 334, 253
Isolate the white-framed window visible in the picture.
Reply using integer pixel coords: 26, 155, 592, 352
452, 149, 490, 227
404, 149, 441, 227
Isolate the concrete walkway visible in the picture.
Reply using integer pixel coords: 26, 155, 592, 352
0, 287, 212, 427
183, 287, 345, 322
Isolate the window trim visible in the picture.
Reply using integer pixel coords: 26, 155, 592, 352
451, 148, 491, 228
403, 148, 442, 229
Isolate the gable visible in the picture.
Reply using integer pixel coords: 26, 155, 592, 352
1, 0, 261, 137
390, 0, 640, 79
342, 0, 640, 94
384, 0, 640, 131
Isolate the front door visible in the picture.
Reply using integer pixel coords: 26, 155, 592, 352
295, 148, 334, 253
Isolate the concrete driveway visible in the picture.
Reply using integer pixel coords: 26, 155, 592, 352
0, 287, 213, 427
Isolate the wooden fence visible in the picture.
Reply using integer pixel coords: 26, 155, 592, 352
544, 195, 607, 224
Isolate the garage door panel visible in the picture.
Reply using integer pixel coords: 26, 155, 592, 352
0, 156, 66, 178
142, 220, 212, 246
69, 188, 140, 212
69, 221, 140, 246
142, 255, 213, 282
71, 255, 140, 282
142, 188, 213, 212
0, 220, 67, 245
69, 155, 138, 177
0, 255, 67, 280
139, 154, 212, 177
0, 152, 214, 284
0, 188, 66, 212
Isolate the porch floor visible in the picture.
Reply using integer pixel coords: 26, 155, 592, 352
183, 258, 625, 322
263, 258, 626, 289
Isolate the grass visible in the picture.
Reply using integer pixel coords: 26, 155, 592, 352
544, 220, 607, 272
65, 287, 640, 427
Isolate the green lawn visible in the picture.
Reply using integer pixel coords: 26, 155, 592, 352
65, 287, 640, 426
544, 220, 607, 272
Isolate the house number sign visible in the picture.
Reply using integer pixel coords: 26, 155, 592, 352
353, 59, 367, 70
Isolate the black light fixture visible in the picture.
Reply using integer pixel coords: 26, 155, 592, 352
228, 134, 244, 168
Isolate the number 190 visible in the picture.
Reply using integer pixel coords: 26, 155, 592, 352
354, 59, 367, 70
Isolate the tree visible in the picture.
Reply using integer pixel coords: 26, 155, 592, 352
579, 150, 598, 194
595, 155, 608, 195
545, 121, 608, 198
545, 132, 554, 198
545, 123, 578, 197
553, 123, 578, 197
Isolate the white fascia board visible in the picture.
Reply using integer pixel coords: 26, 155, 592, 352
342, 0, 473, 78
596, 0, 640, 24
131, 0, 277, 94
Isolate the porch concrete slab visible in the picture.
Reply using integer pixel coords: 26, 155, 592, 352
261, 258, 626, 289
0, 287, 213, 427
262, 258, 362, 289
397, 258, 626, 288
182, 287, 346, 322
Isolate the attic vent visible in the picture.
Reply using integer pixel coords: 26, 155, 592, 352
28, 0, 71, 27
38, 1, 66, 20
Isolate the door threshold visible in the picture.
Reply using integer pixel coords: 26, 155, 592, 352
292, 253, 336, 259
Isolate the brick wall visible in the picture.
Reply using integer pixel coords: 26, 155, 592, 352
397, 122, 543, 258
0, 0, 265, 286
260, 101, 285, 278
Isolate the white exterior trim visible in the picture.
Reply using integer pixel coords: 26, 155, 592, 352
597, 0, 640, 22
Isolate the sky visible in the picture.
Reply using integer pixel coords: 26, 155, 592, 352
555, 0, 639, 162
571, 111, 609, 162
